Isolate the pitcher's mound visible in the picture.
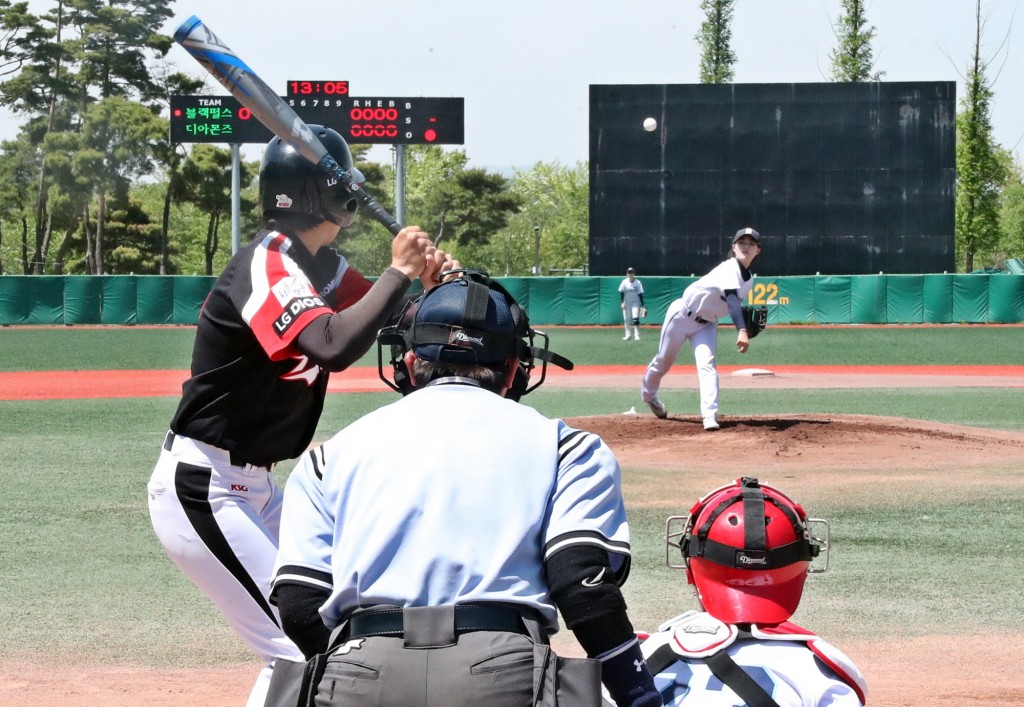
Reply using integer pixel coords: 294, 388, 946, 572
565, 413, 1024, 475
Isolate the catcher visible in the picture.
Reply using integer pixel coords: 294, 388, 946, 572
641, 227, 766, 430
615, 476, 867, 706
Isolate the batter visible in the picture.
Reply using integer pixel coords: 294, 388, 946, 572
147, 125, 450, 706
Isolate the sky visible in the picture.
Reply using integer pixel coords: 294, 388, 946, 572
3, 0, 1022, 171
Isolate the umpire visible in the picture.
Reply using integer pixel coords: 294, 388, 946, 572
271, 272, 661, 706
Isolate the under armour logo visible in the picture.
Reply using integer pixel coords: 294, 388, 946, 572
334, 638, 365, 655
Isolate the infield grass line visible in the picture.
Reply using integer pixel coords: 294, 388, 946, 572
3, 324, 1023, 371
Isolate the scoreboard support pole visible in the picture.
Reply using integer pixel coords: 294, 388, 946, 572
394, 144, 406, 226
231, 144, 241, 254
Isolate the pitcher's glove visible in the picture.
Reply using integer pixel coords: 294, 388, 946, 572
741, 305, 767, 338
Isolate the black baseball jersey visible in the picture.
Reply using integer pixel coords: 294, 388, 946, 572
171, 229, 374, 467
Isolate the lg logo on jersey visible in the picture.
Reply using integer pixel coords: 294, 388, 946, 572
273, 296, 327, 335
230, 484, 248, 492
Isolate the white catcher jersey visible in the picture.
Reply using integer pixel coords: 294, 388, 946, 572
636, 611, 867, 706
618, 277, 645, 308
273, 382, 631, 633
682, 258, 754, 323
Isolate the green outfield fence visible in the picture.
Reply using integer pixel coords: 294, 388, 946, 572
1, 273, 1023, 325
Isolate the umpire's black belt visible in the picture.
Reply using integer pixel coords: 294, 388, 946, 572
341, 604, 531, 641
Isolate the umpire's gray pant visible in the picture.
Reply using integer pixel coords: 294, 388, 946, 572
315, 629, 538, 706
311, 603, 599, 707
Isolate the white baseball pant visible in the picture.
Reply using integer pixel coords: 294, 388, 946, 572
624, 306, 642, 337
641, 298, 720, 421
147, 433, 305, 707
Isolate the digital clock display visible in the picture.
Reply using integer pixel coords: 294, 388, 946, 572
287, 80, 350, 97
171, 94, 464, 146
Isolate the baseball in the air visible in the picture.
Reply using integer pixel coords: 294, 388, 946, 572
643, 117, 657, 132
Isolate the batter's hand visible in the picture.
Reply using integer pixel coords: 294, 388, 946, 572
439, 255, 463, 282
420, 249, 461, 290
389, 226, 432, 282
736, 329, 750, 353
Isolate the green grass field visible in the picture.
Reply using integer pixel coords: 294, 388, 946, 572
2, 323, 1022, 370
1, 324, 1022, 671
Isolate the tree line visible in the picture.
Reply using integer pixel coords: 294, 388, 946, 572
0, 0, 587, 278
1, 0, 1021, 278
699, 0, 1023, 272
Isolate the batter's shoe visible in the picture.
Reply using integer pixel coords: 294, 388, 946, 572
703, 416, 720, 431
623, 334, 631, 340
633, 331, 640, 340
648, 398, 668, 419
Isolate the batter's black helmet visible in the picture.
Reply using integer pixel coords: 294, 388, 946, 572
258, 124, 364, 227
376, 270, 573, 400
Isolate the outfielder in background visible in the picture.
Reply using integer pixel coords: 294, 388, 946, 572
642, 227, 763, 430
623, 477, 867, 706
271, 272, 661, 707
146, 125, 454, 706
618, 266, 646, 340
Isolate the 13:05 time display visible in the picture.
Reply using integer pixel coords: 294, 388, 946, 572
287, 80, 349, 96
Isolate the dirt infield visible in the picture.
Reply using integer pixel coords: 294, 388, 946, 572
2, 366, 1024, 705
2, 362, 1024, 400
566, 413, 1024, 706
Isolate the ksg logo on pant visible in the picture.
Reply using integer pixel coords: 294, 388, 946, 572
230, 484, 248, 492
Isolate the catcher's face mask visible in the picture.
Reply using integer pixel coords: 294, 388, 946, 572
375, 269, 573, 400
665, 477, 830, 625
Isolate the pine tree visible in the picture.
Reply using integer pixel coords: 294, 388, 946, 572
955, 0, 1004, 272
695, 0, 736, 84
829, 0, 883, 82
0, 0, 174, 274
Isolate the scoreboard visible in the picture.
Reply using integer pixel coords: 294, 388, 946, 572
170, 94, 464, 145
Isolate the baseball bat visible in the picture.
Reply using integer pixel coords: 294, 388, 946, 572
173, 15, 402, 236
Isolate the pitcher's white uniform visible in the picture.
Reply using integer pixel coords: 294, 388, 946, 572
629, 611, 867, 706
642, 257, 754, 422
618, 273, 645, 339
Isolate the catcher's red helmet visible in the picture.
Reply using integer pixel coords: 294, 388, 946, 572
666, 477, 826, 625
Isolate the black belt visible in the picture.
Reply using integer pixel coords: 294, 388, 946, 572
687, 310, 710, 325
163, 431, 268, 469
341, 604, 530, 640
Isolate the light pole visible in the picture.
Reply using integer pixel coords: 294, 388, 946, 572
533, 225, 541, 276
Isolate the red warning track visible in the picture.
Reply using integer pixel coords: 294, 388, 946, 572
2, 364, 1024, 401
